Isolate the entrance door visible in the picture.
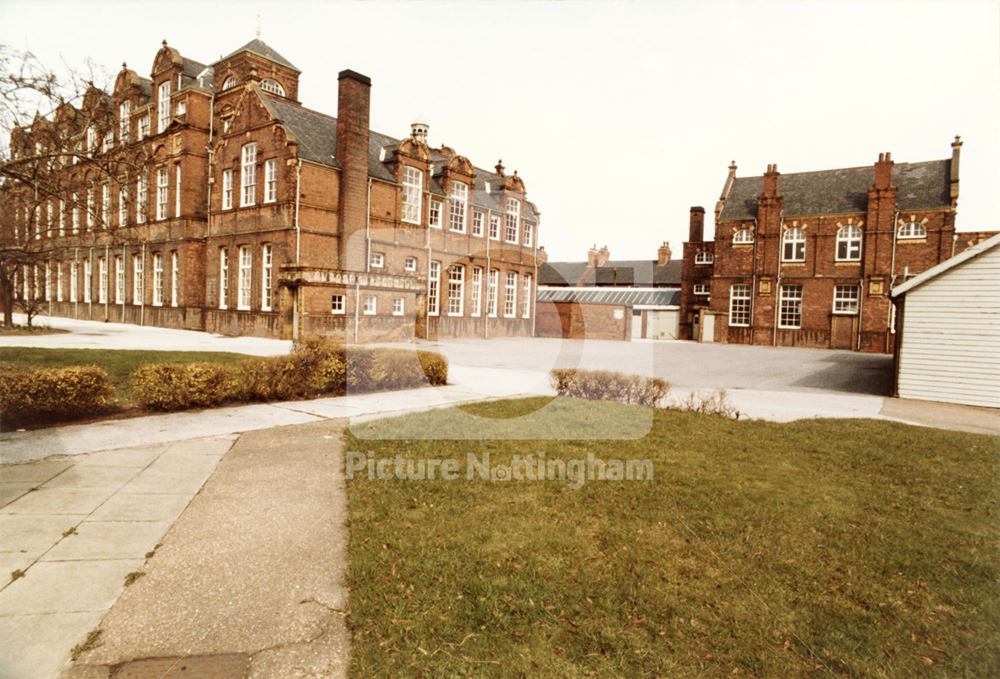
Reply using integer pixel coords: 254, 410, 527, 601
701, 313, 715, 343
830, 315, 853, 350
631, 309, 643, 340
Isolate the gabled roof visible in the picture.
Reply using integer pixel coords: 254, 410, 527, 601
719, 160, 952, 222
218, 38, 300, 72
538, 259, 682, 287
892, 231, 1000, 297
539, 262, 592, 286
537, 287, 681, 307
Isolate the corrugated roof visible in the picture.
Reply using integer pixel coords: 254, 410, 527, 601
537, 287, 680, 307
719, 160, 952, 222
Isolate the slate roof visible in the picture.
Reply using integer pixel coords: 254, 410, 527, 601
539, 259, 682, 287
218, 38, 300, 72
537, 287, 681, 307
719, 160, 952, 222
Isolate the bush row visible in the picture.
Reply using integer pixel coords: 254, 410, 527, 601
0, 365, 116, 428
132, 341, 449, 412
550, 369, 669, 408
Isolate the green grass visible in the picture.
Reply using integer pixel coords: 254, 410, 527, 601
345, 398, 1000, 678
0, 347, 245, 401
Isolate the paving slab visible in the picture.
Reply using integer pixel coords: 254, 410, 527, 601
117, 468, 216, 496
41, 521, 173, 562
86, 493, 192, 523
72, 447, 166, 468
1, 488, 115, 516
0, 514, 77, 555
144, 450, 227, 475
0, 483, 35, 508
0, 553, 35, 580
0, 559, 143, 614
0, 460, 72, 484
41, 466, 139, 490
0, 611, 105, 679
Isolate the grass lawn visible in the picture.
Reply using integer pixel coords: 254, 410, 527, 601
0, 324, 68, 336
346, 398, 1000, 678
0, 347, 246, 401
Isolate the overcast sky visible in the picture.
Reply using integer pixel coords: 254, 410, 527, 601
2, 0, 997, 261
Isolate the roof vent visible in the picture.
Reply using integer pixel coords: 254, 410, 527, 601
411, 116, 428, 144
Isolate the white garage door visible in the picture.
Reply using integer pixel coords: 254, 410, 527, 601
647, 310, 680, 340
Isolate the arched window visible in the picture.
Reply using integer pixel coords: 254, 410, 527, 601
260, 79, 285, 96
782, 227, 805, 262
733, 228, 754, 244
835, 225, 862, 261
695, 251, 713, 264
898, 221, 926, 239
222, 76, 238, 90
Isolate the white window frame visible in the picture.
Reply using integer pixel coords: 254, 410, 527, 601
237, 245, 252, 310
504, 271, 517, 318
521, 273, 532, 318
86, 187, 94, 230
222, 169, 234, 210
71, 193, 79, 234
694, 283, 710, 296
170, 251, 179, 307
778, 285, 803, 329
101, 183, 110, 227
429, 199, 443, 229
156, 167, 168, 221
175, 164, 182, 217
448, 182, 467, 232
218, 248, 229, 309
43, 264, 51, 301
264, 158, 277, 203
138, 114, 150, 140
331, 294, 346, 315
363, 295, 377, 316
260, 78, 285, 96
157, 81, 171, 134
392, 298, 404, 316
471, 266, 483, 317
56, 262, 64, 302
404, 256, 417, 272
152, 253, 164, 306
447, 264, 464, 316
132, 253, 143, 305
782, 228, 806, 263
118, 186, 128, 227
733, 228, 754, 244
487, 269, 499, 317
370, 252, 385, 269
695, 251, 713, 264
402, 166, 422, 224
505, 198, 520, 243
833, 284, 860, 315
489, 214, 500, 240
119, 100, 131, 143
472, 211, 484, 237
136, 174, 147, 224
114, 255, 125, 304
241, 143, 257, 207
729, 284, 751, 327
261, 244, 273, 311
898, 221, 927, 239
523, 222, 534, 248
70, 261, 78, 302
835, 226, 862, 261
427, 260, 441, 316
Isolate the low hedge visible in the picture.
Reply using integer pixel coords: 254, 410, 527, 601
131, 363, 235, 411
550, 369, 669, 408
0, 365, 116, 427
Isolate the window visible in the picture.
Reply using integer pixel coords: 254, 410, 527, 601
138, 114, 150, 140
56, 262, 64, 302
695, 251, 713, 264
44, 263, 51, 301
237, 245, 252, 310
171, 251, 179, 307
261, 244, 273, 311
132, 254, 143, 305
833, 285, 860, 314
156, 167, 168, 220
694, 283, 710, 296
472, 211, 484, 237
363, 296, 377, 315
218, 248, 229, 309
404, 256, 417, 272
136, 174, 147, 224
86, 126, 96, 154
449, 182, 467, 232
70, 261, 78, 302
71, 193, 79, 234
264, 159, 277, 203
33, 265, 40, 299
729, 284, 751, 327
101, 183, 110, 226
222, 75, 238, 90
261, 79, 285, 96
119, 100, 131, 143
487, 269, 499, 317
370, 252, 384, 269
152, 253, 164, 306
175, 165, 182, 217
836, 226, 862, 261
505, 198, 520, 243
521, 273, 532, 318
157, 81, 171, 134
429, 199, 442, 228
427, 261, 441, 315
504, 271, 517, 317
779, 285, 803, 329
175, 100, 186, 116
46, 202, 53, 238
523, 222, 534, 248
898, 221, 926, 239
222, 169, 234, 209
782, 228, 806, 262
489, 215, 500, 240
392, 298, 404, 316
86, 188, 94, 230
733, 228, 754, 244
118, 186, 128, 227
114, 255, 124, 304
402, 166, 422, 224
331, 294, 345, 315
102, 130, 113, 153
241, 144, 257, 206
447, 265, 464, 316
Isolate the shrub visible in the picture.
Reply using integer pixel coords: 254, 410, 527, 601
131, 363, 236, 411
550, 369, 669, 408
672, 389, 740, 419
0, 365, 116, 427
417, 351, 449, 386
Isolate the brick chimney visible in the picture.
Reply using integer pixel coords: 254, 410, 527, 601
587, 245, 610, 268
762, 163, 780, 197
689, 206, 705, 242
657, 241, 672, 265
336, 69, 371, 271
536, 246, 548, 264
950, 135, 962, 203
873, 152, 893, 190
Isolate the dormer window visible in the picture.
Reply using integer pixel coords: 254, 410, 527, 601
222, 75, 238, 90
260, 79, 285, 96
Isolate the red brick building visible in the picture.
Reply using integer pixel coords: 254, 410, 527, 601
2, 39, 541, 342
679, 140, 997, 352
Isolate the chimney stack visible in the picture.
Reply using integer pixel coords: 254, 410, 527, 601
689, 206, 705, 243
873, 151, 894, 190
762, 163, 780, 198
587, 245, 610, 268
336, 69, 372, 270
950, 135, 962, 201
536, 246, 548, 264
598, 246, 610, 266
657, 241, 672, 266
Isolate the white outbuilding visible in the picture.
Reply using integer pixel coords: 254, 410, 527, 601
891, 232, 1000, 408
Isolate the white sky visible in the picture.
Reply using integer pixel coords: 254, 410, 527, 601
2, 0, 997, 261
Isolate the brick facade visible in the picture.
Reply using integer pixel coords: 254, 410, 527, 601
2, 38, 541, 343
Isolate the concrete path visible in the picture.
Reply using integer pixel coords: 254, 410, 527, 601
63, 420, 350, 679
0, 436, 235, 679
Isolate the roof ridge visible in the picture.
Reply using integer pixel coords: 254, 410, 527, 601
734, 158, 949, 181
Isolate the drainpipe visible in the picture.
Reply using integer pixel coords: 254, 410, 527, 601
139, 240, 145, 326
772, 212, 783, 346
484, 209, 492, 339
103, 244, 109, 320
532, 217, 539, 337
886, 209, 900, 353
294, 159, 302, 262
120, 242, 126, 321
749, 217, 759, 335
73, 247, 78, 318
365, 177, 372, 272
425, 185, 433, 338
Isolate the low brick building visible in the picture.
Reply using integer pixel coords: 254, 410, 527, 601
679, 140, 997, 352
2, 38, 541, 342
